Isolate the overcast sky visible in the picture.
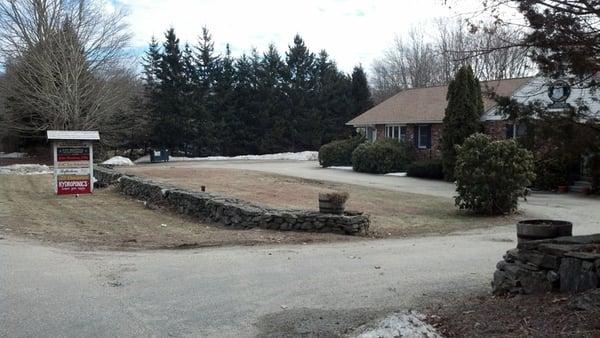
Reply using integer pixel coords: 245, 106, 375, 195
114, 0, 485, 73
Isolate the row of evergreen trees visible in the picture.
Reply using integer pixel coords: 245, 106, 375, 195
142, 28, 373, 156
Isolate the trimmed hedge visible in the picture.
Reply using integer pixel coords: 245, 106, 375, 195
406, 160, 444, 180
318, 135, 365, 167
351, 139, 414, 174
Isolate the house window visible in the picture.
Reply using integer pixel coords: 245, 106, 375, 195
385, 125, 407, 141
365, 127, 377, 142
505, 123, 527, 139
417, 125, 431, 149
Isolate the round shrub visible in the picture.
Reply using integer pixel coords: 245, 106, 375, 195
318, 135, 365, 167
351, 139, 414, 174
406, 160, 444, 180
455, 133, 535, 215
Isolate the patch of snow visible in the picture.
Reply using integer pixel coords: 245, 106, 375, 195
134, 155, 150, 163
351, 311, 441, 338
385, 172, 407, 177
0, 164, 52, 175
136, 151, 318, 163
328, 166, 353, 171
0, 152, 27, 159
102, 156, 134, 166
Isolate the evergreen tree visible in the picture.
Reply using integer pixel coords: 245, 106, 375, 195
441, 65, 484, 181
214, 44, 237, 155
257, 44, 292, 153
351, 65, 373, 115
286, 34, 316, 150
192, 27, 220, 155
142, 36, 162, 89
155, 28, 187, 151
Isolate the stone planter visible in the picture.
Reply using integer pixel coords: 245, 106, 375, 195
318, 193, 346, 215
516, 219, 573, 244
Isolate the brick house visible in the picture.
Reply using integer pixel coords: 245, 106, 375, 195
347, 77, 533, 160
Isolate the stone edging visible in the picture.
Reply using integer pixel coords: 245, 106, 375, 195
94, 166, 370, 235
492, 234, 600, 294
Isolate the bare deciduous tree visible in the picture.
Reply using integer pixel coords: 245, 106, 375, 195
370, 19, 532, 103
0, 0, 135, 138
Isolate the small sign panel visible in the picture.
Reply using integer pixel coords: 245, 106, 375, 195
54, 145, 93, 195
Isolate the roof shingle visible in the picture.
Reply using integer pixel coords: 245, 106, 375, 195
347, 77, 532, 126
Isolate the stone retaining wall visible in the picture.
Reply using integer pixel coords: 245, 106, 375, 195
94, 166, 370, 235
492, 234, 600, 294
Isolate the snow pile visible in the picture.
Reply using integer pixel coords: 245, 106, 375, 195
0, 164, 52, 175
102, 156, 134, 166
351, 311, 441, 338
328, 166, 353, 171
136, 151, 318, 163
385, 172, 407, 177
0, 152, 27, 159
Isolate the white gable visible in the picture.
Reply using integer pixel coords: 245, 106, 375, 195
484, 76, 600, 121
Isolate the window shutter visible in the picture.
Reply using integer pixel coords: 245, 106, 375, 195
426, 125, 432, 148
505, 124, 514, 139
413, 125, 419, 147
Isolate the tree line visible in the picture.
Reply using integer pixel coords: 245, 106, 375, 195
141, 28, 373, 157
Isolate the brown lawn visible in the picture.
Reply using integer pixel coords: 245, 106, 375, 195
0, 174, 353, 250
119, 165, 516, 238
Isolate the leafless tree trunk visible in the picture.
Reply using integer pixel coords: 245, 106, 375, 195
0, 0, 135, 139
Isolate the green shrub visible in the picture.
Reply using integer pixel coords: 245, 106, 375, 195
407, 160, 444, 180
318, 135, 365, 167
455, 133, 535, 215
533, 154, 569, 190
351, 139, 414, 174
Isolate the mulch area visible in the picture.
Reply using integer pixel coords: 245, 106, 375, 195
425, 290, 600, 337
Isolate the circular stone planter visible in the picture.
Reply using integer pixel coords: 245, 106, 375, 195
516, 219, 573, 244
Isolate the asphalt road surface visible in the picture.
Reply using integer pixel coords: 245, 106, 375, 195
2, 160, 599, 337
2, 227, 516, 337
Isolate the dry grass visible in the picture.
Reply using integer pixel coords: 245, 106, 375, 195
0, 175, 353, 250
119, 166, 516, 237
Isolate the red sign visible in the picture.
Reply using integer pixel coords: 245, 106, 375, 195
55, 146, 92, 195
57, 175, 91, 195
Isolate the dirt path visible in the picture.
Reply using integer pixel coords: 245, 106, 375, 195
0, 175, 352, 250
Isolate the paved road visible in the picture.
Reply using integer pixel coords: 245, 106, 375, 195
2, 226, 517, 337
2, 160, 599, 336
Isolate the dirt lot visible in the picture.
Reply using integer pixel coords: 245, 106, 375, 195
426, 290, 600, 337
119, 165, 516, 238
0, 175, 352, 250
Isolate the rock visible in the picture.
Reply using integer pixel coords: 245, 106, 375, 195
559, 258, 600, 293
565, 251, 600, 261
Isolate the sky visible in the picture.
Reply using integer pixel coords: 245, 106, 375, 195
113, 0, 486, 74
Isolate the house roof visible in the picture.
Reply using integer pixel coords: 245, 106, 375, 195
347, 77, 533, 126
47, 130, 100, 141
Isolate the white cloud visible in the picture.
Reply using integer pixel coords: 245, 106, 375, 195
117, 0, 483, 73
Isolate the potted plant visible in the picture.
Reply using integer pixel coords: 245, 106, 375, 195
318, 191, 349, 215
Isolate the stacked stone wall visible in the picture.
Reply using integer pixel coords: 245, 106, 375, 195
493, 234, 600, 294
94, 166, 370, 235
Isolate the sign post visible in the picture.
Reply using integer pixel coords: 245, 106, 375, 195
47, 131, 100, 195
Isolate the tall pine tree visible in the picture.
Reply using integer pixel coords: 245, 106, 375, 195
286, 35, 316, 150
154, 28, 188, 151
441, 65, 484, 181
